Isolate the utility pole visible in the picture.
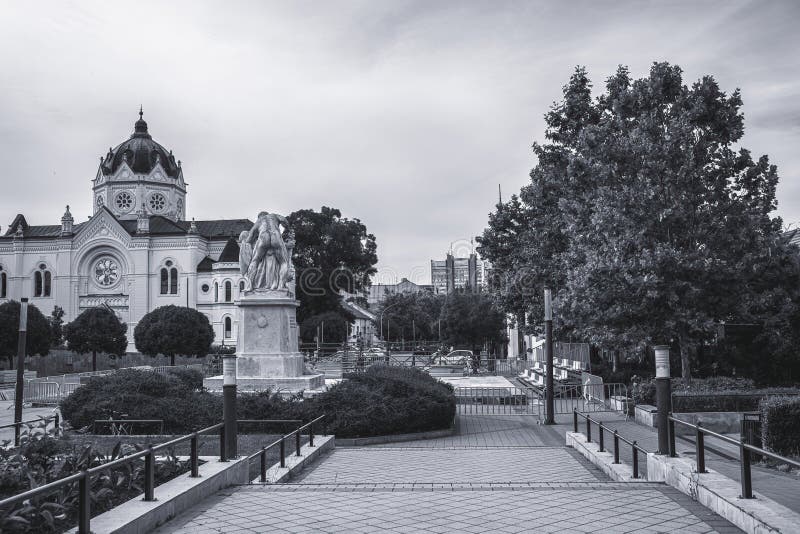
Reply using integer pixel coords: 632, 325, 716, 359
544, 288, 555, 425
14, 298, 28, 447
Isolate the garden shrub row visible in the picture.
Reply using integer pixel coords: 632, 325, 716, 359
760, 396, 800, 458
60, 365, 456, 438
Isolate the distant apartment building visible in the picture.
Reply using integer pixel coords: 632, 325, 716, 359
430, 253, 485, 294
366, 278, 434, 307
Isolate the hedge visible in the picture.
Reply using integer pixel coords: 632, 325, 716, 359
760, 396, 800, 457
61, 365, 456, 438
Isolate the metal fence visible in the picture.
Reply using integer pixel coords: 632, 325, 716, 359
543, 383, 630, 417
454, 386, 540, 415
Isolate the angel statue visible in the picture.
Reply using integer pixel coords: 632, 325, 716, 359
238, 211, 293, 291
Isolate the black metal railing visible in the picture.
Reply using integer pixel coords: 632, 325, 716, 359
668, 415, 800, 499
0, 422, 225, 534
92, 419, 165, 435
244, 415, 325, 482
0, 414, 60, 445
573, 410, 648, 479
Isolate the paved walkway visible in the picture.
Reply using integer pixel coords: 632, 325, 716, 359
156, 414, 743, 533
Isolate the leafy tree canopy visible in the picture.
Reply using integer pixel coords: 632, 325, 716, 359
134, 305, 214, 365
439, 291, 507, 352
478, 62, 799, 380
300, 310, 350, 344
0, 300, 51, 368
64, 307, 127, 371
375, 291, 445, 343
288, 207, 378, 324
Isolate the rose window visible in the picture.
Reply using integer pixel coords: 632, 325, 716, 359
115, 191, 133, 211
94, 258, 119, 287
148, 193, 166, 212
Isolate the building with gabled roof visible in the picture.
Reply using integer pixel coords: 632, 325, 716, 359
0, 112, 253, 349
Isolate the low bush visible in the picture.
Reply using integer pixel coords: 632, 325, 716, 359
317, 365, 456, 437
63, 366, 456, 439
60, 369, 222, 434
238, 366, 456, 438
760, 396, 800, 457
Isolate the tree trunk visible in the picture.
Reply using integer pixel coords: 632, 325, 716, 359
92, 350, 97, 372
677, 336, 692, 382
516, 313, 525, 359
171, 354, 175, 366
7, 355, 13, 370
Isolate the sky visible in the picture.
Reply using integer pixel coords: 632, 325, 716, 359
1, 0, 799, 285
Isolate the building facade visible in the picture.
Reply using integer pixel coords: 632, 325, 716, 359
430, 253, 482, 294
0, 112, 252, 349
366, 278, 434, 307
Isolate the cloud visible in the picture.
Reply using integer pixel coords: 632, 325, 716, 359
1, 0, 799, 280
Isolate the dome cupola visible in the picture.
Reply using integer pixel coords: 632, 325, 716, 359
92, 109, 187, 222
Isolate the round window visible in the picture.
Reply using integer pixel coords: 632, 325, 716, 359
94, 257, 120, 287
201, 284, 210, 293
115, 191, 134, 212
149, 193, 166, 212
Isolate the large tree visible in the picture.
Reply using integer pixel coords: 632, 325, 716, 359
480, 63, 798, 380
64, 307, 128, 372
375, 292, 445, 343
0, 300, 51, 369
439, 291, 507, 353
288, 206, 378, 324
134, 305, 214, 366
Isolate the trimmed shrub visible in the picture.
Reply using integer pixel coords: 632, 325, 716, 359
60, 369, 222, 433
760, 396, 800, 457
61, 365, 456, 439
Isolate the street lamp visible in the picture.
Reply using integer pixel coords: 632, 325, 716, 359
544, 288, 555, 425
379, 302, 401, 341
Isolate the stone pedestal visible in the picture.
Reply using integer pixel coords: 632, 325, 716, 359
204, 290, 324, 393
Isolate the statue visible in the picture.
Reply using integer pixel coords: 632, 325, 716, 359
239, 211, 293, 291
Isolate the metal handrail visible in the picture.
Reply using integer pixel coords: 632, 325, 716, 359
668, 414, 800, 499
0, 414, 59, 432
0, 421, 225, 534
573, 410, 647, 478
244, 415, 326, 483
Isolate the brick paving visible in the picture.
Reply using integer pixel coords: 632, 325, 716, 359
155, 414, 744, 533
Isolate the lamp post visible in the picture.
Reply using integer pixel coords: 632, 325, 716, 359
222, 354, 237, 459
544, 288, 555, 425
654, 345, 672, 454
379, 302, 401, 342
13, 298, 28, 447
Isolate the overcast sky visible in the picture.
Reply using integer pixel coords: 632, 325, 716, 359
1, 0, 798, 285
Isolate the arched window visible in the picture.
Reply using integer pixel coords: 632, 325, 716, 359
224, 281, 232, 302
239, 281, 245, 293
160, 261, 179, 295
170, 268, 178, 295
224, 317, 232, 339
34, 264, 51, 297
0, 266, 6, 298
214, 282, 219, 302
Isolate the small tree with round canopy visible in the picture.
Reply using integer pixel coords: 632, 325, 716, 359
134, 305, 214, 366
0, 300, 52, 369
64, 306, 128, 371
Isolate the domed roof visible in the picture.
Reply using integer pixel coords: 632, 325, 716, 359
99, 109, 181, 178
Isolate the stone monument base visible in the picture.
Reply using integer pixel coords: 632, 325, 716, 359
203, 373, 324, 393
